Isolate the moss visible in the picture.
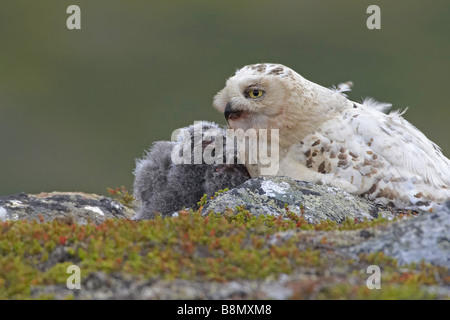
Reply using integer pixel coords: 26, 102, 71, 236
0, 209, 447, 299
107, 186, 135, 208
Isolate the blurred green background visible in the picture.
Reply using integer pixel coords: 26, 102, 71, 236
0, 0, 449, 196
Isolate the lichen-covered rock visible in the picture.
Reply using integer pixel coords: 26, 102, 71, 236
346, 201, 450, 268
30, 273, 295, 300
1, 189, 447, 299
0, 192, 134, 224
202, 176, 396, 223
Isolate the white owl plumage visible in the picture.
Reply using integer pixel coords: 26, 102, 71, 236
213, 63, 450, 211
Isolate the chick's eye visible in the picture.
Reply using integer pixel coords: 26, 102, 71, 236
246, 89, 264, 99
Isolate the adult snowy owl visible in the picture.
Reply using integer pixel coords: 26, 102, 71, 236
213, 63, 450, 211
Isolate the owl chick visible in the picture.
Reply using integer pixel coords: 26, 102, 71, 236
213, 63, 450, 211
133, 121, 250, 219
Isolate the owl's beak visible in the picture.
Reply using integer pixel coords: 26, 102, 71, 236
224, 102, 243, 122
224, 102, 233, 121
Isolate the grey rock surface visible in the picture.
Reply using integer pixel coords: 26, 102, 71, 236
2, 186, 447, 299
347, 201, 450, 268
202, 176, 395, 223
30, 272, 295, 300
0, 192, 134, 224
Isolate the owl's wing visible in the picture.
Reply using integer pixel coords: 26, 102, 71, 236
344, 103, 450, 188
290, 102, 450, 209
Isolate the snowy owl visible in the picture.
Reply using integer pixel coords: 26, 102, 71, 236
213, 63, 450, 211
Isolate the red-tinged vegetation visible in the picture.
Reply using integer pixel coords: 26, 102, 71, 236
0, 205, 447, 299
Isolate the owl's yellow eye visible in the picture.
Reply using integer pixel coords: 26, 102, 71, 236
246, 89, 264, 99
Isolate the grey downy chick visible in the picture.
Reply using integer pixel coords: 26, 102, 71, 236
133, 121, 250, 219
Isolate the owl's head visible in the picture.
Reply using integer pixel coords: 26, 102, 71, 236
213, 63, 348, 145
213, 64, 295, 131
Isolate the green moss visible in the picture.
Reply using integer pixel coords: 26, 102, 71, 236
0, 209, 447, 299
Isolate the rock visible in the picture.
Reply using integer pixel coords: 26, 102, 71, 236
346, 201, 450, 268
1, 188, 447, 299
29, 273, 292, 300
0, 192, 134, 225
202, 176, 396, 223
32, 268, 347, 300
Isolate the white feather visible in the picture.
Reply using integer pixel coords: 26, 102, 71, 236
331, 81, 353, 97
361, 97, 393, 113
